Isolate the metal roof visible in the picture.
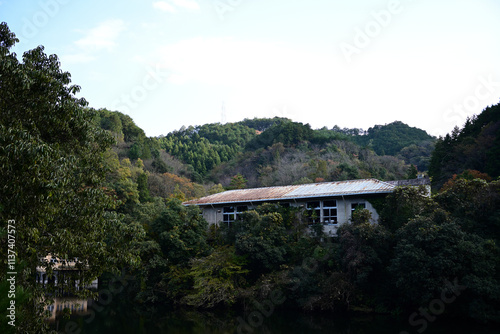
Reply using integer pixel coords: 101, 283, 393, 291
184, 179, 395, 206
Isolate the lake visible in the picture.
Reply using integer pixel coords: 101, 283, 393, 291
49, 297, 498, 334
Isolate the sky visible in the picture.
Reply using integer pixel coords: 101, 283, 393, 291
2, 0, 500, 137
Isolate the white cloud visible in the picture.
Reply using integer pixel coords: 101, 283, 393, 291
74, 19, 127, 52
170, 0, 200, 11
153, 0, 200, 13
59, 53, 96, 64
153, 36, 496, 134
155, 37, 349, 125
153, 1, 177, 13
157, 37, 340, 87
61, 19, 127, 64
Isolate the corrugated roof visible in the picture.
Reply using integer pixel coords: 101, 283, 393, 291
184, 179, 395, 206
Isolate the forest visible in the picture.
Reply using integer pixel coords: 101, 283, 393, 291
1, 22, 500, 333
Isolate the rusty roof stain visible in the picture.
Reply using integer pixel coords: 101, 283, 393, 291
184, 179, 395, 206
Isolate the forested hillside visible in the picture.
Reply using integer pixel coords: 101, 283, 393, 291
157, 123, 257, 180
352, 121, 434, 155
80, 110, 439, 238
429, 104, 500, 189
94, 109, 205, 208
91, 110, 434, 205
155, 117, 434, 189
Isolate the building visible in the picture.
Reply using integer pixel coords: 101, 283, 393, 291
184, 178, 397, 235
36, 255, 98, 292
385, 175, 431, 195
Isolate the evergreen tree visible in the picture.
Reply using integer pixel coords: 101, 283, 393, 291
406, 164, 418, 179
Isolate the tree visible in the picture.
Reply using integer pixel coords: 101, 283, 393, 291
149, 199, 210, 265
139, 199, 211, 303
428, 104, 500, 190
389, 210, 499, 320
332, 163, 360, 180
208, 183, 225, 195
129, 142, 143, 160
245, 120, 314, 150
435, 179, 500, 240
406, 164, 418, 179
233, 209, 289, 274
354, 121, 434, 156
398, 141, 434, 171
137, 172, 151, 202
0, 23, 139, 332
440, 169, 492, 192
229, 173, 247, 189
378, 185, 436, 232
181, 246, 249, 308
158, 122, 257, 176
337, 209, 392, 307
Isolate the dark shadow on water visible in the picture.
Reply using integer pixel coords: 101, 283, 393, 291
51, 297, 499, 334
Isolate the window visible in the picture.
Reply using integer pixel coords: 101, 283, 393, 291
307, 200, 337, 225
351, 202, 366, 216
323, 200, 337, 224
222, 206, 248, 225
236, 206, 248, 220
223, 206, 235, 224
306, 201, 321, 223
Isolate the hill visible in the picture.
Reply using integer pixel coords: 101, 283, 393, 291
153, 118, 435, 189
429, 103, 500, 189
93, 109, 437, 200
352, 121, 435, 156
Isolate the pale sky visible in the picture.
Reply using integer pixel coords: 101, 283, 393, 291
2, 0, 500, 137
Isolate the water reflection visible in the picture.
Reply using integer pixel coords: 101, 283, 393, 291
46, 298, 90, 322
51, 300, 499, 334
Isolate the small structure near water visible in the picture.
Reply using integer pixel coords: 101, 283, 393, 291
36, 255, 98, 292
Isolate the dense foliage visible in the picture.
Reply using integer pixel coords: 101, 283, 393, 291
158, 123, 257, 178
239, 116, 290, 131
353, 121, 435, 156
0, 23, 140, 333
245, 120, 314, 150
122, 183, 500, 324
429, 104, 500, 189
157, 118, 434, 183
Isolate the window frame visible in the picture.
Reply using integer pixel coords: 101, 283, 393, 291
350, 202, 366, 216
222, 205, 248, 226
322, 200, 338, 225
306, 201, 321, 223
222, 206, 235, 224
306, 200, 338, 225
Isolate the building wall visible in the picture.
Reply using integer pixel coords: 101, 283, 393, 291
199, 196, 380, 235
